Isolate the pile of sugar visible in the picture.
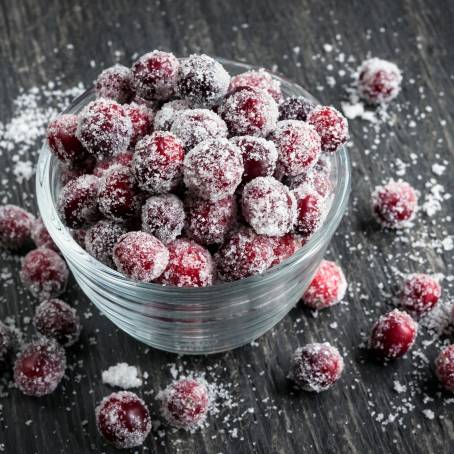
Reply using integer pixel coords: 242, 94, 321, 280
101, 363, 143, 389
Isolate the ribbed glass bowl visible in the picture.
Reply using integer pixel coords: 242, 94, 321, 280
36, 58, 351, 355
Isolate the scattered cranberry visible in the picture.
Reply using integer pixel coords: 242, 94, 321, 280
0, 321, 12, 361
279, 95, 315, 121
13, 338, 66, 396
229, 68, 282, 102
435, 345, 454, 393
307, 106, 349, 153
0, 204, 35, 249
291, 342, 344, 392
141, 194, 185, 244
96, 391, 151, 449
20, 248, 69, 299
93, 150, 134, 177
369, 309, 417, 360
125, 102, 154, 146
358, 58, 403, 104
270, 233, 301, 266
154, 100, 190, 131
113, 231, 169, 282
133, 131, 185, 194
303, 260, 347, 310
31, 217, 57, 251
160, 378, 209, 429
372, 180, 418, 229
293, 186, 324, 237
95, 64, 135, 104
400, 273, 441, 315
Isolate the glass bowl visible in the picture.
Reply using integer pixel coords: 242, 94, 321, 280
36, 58, 351, 355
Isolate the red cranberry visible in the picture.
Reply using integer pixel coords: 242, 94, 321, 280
279, 96, 315, 121
184, 138, 243, 201
160, 378, 209, 429
125, 102, 154, 146
133, 131, 185, 194
0, 204, 35, 249
0, 321, 12, 361
76, 98, 132, 159
358, 58, 403, 104
400, 273, 441, 315
369, 309, 417, 360
307, 106, 349, 153
435, 345, 454, 393
219, 86, 278, 137
34, 299, 81, 347
303, 260, 347, 310
154, 100, 190, 131
96, 391, 151, 449
372, 180, 418, 229
20, 248, 69, 299
113, 231, 169, 282
71, 228, 88, 248
177, 54, 230, 107
270, 233, 301, 266
57, 175, 101, 228
271, 120, 322, 176
93, 150, 134, 177
13, 338, 66, 396
132, 50, 179, 101
141, 194, 185, 244
229, 68, 282, 102
291, 342, 344, 392
285, 167, 333, 199
95, 64, 135, 104
293, 186, 324, 237
31, 217, 57, 251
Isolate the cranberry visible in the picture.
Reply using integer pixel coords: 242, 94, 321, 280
307, 106, 349, 153
270, 233, 300, 266
369, 309, 417, 360
59, 165, 87, 186
85, 220, 127, 267
229, 68, 282, 102
435, 345, 454, 393
293, 186, 324, 237
400, 273, 441, 315
154, 100, 190, 131
160, 378, 209, 429
271, 120, 322, 176
219, 86, 278, 137
358, 58, 403, 104
242, 176, 296, 236
76, 98, 132, 159
113, 231, 169, 282
372, 180, 418, 229
0, 321, 12, 361
95, 64, 135, 104
141, 194, 185, 244
303, 260, 347, 310
31, 217, 57, 251
125, 102, 154, 146
133, 131, 185, 194
0, 204, 35, 249
184, 138, 243, 201
291, 342, 344, 392
177, 54, 230, 107
57, 175, 101, 228
96, 391, 151, 449
71, 228, 88, 248
132, 50, 179, 101
20, 248, 69, 299
93, 150, 134, 177
285, 167, 333, 199
13, 338, 66, 396
279, 95, 315, 121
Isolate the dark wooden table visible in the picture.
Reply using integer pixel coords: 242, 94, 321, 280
1, 0, 454, 453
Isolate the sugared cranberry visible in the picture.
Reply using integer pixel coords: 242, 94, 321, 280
369, 309, 417, 360
307, 106, 349, 153
358, 58, 403, 104
85, 220, 127, 267
303, 260, 347, 310
435, 345, 454, 393
154, 100, 189, 131
20, 248, 69, 299
184, 138, 243, 201
93, 150, 134, 177
216, 227, 274, 282
219, 86, 278, 137
95, 64, 135, 104
231, 136, 278, 183
57, 175, 101, 228
59, 165, 88, 186
47, 114, 89, 166
158, 239, 214, 288
242, 176, 296, 236
160, 378, 209, 430
96, 391, 151, 449
0, 321, 12, 361
76, 98, 132, 159
34, 299, 81, 347
400, 273, 441, 315
133, 131, 185, 194
71, 228, 88, 248
271, 120, 322, 176
279, 95, 315, 121
0, 204, 35, 249
141, 194, 185, 244
270, 233, 301, 266
291, 342, 344, 392
229, 68, 282, 102
170, 109, 227, 150
132, 50, 179, 101
285, 167, 333, 199
113, 231, 169, 282
293, 186, 324, 237
124, 103, 153, 146
14, 338, 66, 396
372, 180, 418, 229
31, 218, 57, 251
177, 54, 230, 107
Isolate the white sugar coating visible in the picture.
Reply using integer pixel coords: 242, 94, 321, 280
229, 68, 282, 102
170, 108, 228, 150
241, 176, 296, 236
154, 100, 190, 131
95, 64, 134, 104
102, 363, 143, 389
